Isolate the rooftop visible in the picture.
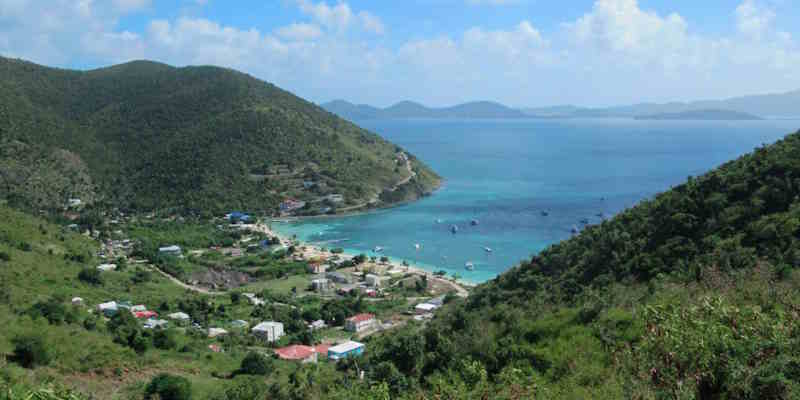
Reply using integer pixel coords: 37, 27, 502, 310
329, 341, 365, 354
347, 313, 375, 323
275, 345, 316, 360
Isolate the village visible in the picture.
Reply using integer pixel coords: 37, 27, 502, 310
63, 205, 469, 367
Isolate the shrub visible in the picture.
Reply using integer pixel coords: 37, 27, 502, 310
11, 334, 51, 368
239, 352, 272, 376
0, 251, 10, 262
17, 242, 32, 252
145, 374, 192, 400
153, 329, 177, 350
78, 268, 103, 285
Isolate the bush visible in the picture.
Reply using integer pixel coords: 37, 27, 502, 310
153, 329, 177, 350
17, 242, 32, 252
239, 352, 272, 376
78, 268, 103, 285
145, 373, 192, 400
0, 251, 10, 261
11, 334, 51, 368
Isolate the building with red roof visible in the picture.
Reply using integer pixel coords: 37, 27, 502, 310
133, 310, 158, 319
274, 345, 317, 363
345, 313, 376, 333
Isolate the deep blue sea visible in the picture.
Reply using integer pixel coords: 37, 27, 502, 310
273, 118, 800, 283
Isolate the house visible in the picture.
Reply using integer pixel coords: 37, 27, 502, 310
308, 263, 328, 274
274, 345, 318, 363
168, 312, 191, 324
71, 297, 84, 306
326, 271, 349, 284
280, 199, 306, 212
134, 311, 158, 319
208, 328, 229, 338
208, 344, 223, 353
226, 211, 251, 223
158, 245, 182, 256
67, 198, 82, 208
252, 321, 284, 342
242, 293, 265, 306
415, 303, 438, 314
227, 248, 244, 257
328, 341, 365, 360
311, 278, 330, 292
325, 194, 344, 203
97, 301, 118, 317
365, 274, 383, 287
345, 313, 376, 333
143, 319, 168, 329
308, 319, 326, 331
96, 263, 117, 272
230, 320, 249, 329
130, 304, 147, 312
427, 296, 445, 307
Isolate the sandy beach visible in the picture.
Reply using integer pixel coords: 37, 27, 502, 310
252, 222, 473, 297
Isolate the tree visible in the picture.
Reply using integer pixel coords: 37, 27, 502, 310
11, 333, 51, 368
0, 251, 10, 262
230, 292, 241, 305
153, 329, 177, 350
239, 351, 272, 376
78, 268, 103, 285
145, 374, 192, 400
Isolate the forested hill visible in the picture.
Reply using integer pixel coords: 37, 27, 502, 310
0, 57, 440, 213
356, 130, 800, 399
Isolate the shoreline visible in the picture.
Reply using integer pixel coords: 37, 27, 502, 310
253, 219, 475, 297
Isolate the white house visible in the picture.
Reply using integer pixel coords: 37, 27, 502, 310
71, 297, 84, 306
345, 313, 376, 333
415, 303, 439, 314
143, 319, 168, 329
168, 312, 190, 324
365, 274, 382, 287
158, 245, 182, 256
96, 263, 117, 272
208, 328, 229, 338
311, 278, 330, 292
252, 321, 284, 342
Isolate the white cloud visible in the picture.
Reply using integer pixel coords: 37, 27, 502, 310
736, 0, 775, 40
275, 23, 323, 41
112, 0, 151, 13
296, 0, 352, 32
358, 11, 385, 35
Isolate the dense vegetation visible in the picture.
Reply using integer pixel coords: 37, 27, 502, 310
0, 57, 439, 213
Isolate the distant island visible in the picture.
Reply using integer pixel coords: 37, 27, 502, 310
634, 109, 763, 121
322, 99, 527, 120
326, 88, 800, 121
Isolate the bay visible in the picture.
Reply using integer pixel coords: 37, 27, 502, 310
273, 118, 800, 283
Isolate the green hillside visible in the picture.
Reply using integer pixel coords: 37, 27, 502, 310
0, 57, 440, 214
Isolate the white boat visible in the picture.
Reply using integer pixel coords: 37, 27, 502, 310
435, 219, 444, 224
465, 262, 475, 271
373, 246, 384, 253
484, 247, 492, 253
414, 243, 421, 250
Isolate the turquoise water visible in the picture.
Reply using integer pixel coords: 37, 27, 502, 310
273, 118, 800, 283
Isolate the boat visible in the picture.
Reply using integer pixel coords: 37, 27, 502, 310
465, 262, 475, 271
484, 247, 492, 253
579, 218, 589, 224
540, 211, 549, 216
571, 225, 579, 234
435, 219, 444, 224
450, 225, 458, 234
471, 219, 479, 226
414, 243, 421, 250
373, 246, 384, 253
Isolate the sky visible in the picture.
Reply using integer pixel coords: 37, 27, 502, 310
1, 0, 799, 107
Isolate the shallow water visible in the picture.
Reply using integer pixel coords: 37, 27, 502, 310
273, 118, 800, 283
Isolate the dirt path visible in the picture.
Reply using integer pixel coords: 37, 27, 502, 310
148, 265, 227, 296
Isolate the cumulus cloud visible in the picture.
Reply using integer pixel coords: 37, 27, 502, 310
736, 0, 775, 40
0, 0, 798, 107
276, 23, 323, 41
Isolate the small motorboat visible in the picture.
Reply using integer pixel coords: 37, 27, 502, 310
484, 247, 493, 253
579, 218, 590, 224
471, 219, 479, 226
540, 211, 549, 216
465, 262, 475, 271
373, 246, 384, 253
451, 225, 458, 234
414, 243, 421, 250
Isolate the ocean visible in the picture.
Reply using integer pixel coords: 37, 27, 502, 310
272, 118, 800, 283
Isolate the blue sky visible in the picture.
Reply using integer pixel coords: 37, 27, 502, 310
1, 0, 799, 107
